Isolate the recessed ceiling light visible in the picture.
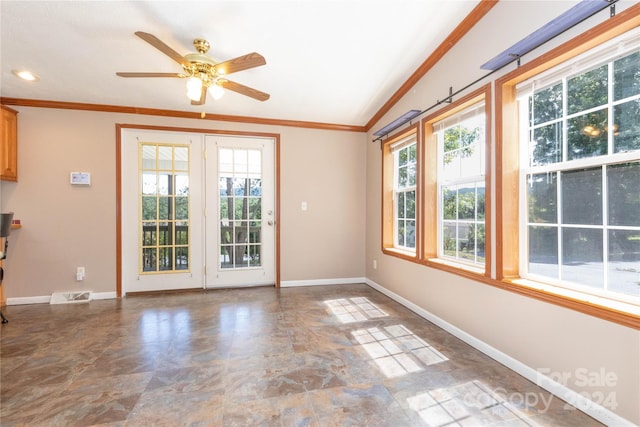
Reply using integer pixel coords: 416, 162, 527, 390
12, 69, 39, 82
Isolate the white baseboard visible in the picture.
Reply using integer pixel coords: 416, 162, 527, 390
7, 291, 117, 305
280, 277, 366, 288
6, 295, 51, 305
365, 278, 635, 427
92, 291, 117, 300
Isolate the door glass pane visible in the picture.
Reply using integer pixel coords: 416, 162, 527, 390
219, 147, 262, 269
139, 143, 190, 274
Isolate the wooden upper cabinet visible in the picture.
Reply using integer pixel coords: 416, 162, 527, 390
1, 105, 18, 181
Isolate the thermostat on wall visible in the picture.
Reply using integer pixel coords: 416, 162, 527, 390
70, 172, 91, 185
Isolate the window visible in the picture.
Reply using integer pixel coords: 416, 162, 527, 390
517, 36, 640, 302
139, 143, 190, 273
382, 126, 419, 258
394, 137, 417, 250
422, 86, 491, 276
435, 102, 486, 266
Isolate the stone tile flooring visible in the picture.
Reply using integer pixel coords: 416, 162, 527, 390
0, 284, 602, 426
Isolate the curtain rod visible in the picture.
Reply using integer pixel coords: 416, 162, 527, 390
372, 1, 617, 143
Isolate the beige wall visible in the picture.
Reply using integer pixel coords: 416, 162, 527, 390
365, 1, 639, 424
0, 108, 366, 298
1, 0, 638, 424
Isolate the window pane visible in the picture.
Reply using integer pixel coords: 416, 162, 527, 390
531, 83, 563, 125
473, 224, 486, 263
567, 64, 608, 114
443, 222, 456, 257
175, 247, 188, 270
398, 147, 408, 167
250, 178, 262, 196
528, 226, 558, 278
397, 219, 406, 247
458, 185, 476, 220
174, 147, 189, 171
608, 162, 640, 227
608, 229, 640, 297
477, 185, 486, 221
567, 109, 608, 160
142, 196, 156, 220
142, 222, 156, 246
527, 173, 557, 224
175, 221, 188, 244
405, 220, 416, 248
158, 197, 171, 220
398, 165, 408, 187
175, 197, 188, 220
613, 50, 640, 100
397, 192, 405, 218
142, 173, 157, 195
158, 146, 173, 170
561, 168, 602, 225
531, 122, 563, 165
175, 173, 189, 195
562, 228, 603, 288
442, 187, 457, 220
613, 99, 640, 153
406, 190, 416, 219
159, 247, 173, 271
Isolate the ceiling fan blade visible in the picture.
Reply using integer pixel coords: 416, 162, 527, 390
219, 79, 270, 101
191, 86, 207, 106
116, 72, 185, 78
214, 52, 266, 75
135, 31, 187, 67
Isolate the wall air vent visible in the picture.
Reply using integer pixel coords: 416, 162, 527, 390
374, 110, 422, 137
481, 0, 618, 71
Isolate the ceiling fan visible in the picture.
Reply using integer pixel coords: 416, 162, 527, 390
116, 31, 269, 105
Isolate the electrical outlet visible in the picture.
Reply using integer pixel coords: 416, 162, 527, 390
76, 267, 85, 281
373, 260, 377, 270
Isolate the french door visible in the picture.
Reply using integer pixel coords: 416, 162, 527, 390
120, 129, 276, 294
204, 135, 275, 288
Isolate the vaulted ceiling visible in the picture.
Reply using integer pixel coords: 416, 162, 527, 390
0, 1, 486, 129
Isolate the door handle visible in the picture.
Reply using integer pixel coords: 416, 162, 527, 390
267, 220, 275, 226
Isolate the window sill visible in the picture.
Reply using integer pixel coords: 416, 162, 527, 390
382, 247, 417, 261
501, 278, 640, 329
426, 257, 485, 276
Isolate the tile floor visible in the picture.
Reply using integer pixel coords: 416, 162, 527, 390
0, 284, 602, 426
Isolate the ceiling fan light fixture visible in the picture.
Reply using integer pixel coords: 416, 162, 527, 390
210, 83, 225, 100
186, 76, 203, 101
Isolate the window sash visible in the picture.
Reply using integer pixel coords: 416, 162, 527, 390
517, 38, 640, 304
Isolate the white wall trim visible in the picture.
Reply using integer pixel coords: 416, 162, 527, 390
92, 291, 117, 300
7, 291, 117, 305
365, 278, 635, 427
6, 295, 51, 305
280, 277, 366, 288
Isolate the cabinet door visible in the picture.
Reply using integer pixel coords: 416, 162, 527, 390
1, 106, 18, 181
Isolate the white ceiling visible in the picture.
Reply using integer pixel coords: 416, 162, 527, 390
0, 1, 481, 127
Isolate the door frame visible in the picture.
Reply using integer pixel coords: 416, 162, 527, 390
116, 124, 280, 297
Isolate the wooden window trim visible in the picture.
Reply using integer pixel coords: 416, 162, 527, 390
495, 4, 640, 329
381, 123, 421, 260
421, 84, 492, 280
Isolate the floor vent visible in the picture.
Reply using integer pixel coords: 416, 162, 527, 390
50, 291, 92, 304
